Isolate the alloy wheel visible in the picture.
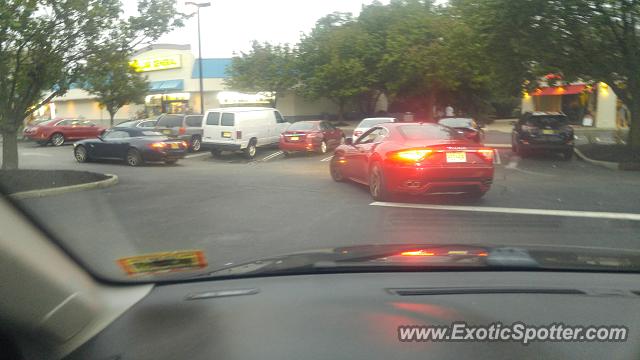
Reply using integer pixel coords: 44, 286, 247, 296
51, 133, 64, 146
74, 146, 87, 162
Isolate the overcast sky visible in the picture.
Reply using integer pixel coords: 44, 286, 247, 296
126, 0, 390, 58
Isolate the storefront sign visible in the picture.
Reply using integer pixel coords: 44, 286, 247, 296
130, 54, 182, 72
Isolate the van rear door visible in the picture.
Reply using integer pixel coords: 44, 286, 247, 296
203, 111, 221, 142
219, 113, 237, 144
273, 110, 289, 144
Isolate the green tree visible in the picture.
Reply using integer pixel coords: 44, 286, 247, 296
0, 0, 184, 169
296, 13, 374, 120
455, 0, 640, 149
83, 48, 149, 127
225, 41, 297, 107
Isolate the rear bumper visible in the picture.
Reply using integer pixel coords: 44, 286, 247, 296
383, 163, 494, 194
201, 141, 243, 151
279, 141, 317, 152
142, 149, 186, 162
518, 141, 573, 152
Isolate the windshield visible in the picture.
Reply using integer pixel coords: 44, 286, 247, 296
287, 122, 317, 131
1, 0, 640, 285
359, 118, 395, 127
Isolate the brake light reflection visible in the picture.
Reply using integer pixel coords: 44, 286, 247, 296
401, 250, 435, 256
400, 249, 489, 257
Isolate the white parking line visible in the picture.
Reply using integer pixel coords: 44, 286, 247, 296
321, 155, 333, 162
185, 152, 210, 159
261, 151, 283, 161
370, 202, 640, 221
494, 149, 501, 165
21, 152, 53, 157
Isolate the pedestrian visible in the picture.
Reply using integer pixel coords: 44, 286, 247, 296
445, 105, 455, 117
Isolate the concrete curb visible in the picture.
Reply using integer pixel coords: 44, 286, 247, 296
10, 173, 119, 200
574, 147, 620, 170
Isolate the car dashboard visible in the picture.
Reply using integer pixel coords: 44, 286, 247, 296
66, 271, 640, 360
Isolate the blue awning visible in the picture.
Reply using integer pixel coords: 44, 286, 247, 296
192, 59, 232, 79
148, 79, 184, 93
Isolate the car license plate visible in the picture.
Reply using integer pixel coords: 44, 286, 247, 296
542, 129, 556, 135
446, 152, 467, 163
222, 131, 231, 138
170, 143, 179, 149
290, 136, 299, 141
162, 129, 171, 135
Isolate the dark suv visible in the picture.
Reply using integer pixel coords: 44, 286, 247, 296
155, 114, 204, 152
512, 112, 574, 160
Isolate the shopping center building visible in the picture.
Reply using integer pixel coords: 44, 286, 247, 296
48, 44, 348, 126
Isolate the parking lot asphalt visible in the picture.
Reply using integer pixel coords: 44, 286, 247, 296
4, 133, 640, 277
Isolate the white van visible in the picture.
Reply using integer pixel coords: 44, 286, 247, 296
201, 107, 290, 159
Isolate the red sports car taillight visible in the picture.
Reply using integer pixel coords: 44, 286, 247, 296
181, 141, 188, 148
476, 149, 494, 164
389, 149, 435, 163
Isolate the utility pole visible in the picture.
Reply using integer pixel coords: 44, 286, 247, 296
186, 1, 211, 114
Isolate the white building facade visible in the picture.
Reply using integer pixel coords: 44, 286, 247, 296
49, 44, 354, 127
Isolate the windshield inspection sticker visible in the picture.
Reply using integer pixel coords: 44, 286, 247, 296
117, 250, 207, 276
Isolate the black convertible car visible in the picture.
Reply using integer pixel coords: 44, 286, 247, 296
73, 128, 188, 166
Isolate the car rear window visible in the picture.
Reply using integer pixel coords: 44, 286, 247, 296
359, 118, 395, 127
220, 113, 235, 126
398, 125, 463, 140
206, 112, 220, 125
439, 118, 473, 128
185, 115, 203, 127
288, 122, 317, 131
524, 116, 569, 127
156, 115, 183, 128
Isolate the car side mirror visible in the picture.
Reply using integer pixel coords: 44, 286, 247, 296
345, 137, 354, 145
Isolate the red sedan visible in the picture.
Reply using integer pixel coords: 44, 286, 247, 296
330, 123, 494, 200
23, 118, 106, 146
279, 120, 345, 155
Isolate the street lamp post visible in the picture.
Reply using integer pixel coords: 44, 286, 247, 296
186, 1, 211, 114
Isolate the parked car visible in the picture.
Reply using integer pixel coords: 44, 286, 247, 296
201, 107, 290, 159
73, 127, 188, 166
330, 123, 494, 200
438, 117, 485, 143
352, 117, 397, 141
23, 118, 106, 146
114, 119, 158, 129
279, 120, 345, 155
154, 114, 204, 152
511, 111, 574, 160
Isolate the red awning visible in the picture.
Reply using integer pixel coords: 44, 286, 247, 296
531, 85, 588, 96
